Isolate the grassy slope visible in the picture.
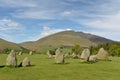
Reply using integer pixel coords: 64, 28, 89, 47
37, 31, 95, 46
0, 54, 120, 80
20, 31, 96, 52
0, 39, 22, 51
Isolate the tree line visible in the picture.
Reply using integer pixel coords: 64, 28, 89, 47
71, 42, 120, 56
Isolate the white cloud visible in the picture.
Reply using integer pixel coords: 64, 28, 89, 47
2, 0, 120, 20
66, 28, 73, 31
61, 11, 72, 16
0, 19, 21, 30
77, 11, 120, 41
40, 26, 65, 37
82, 11, 120, 32
83, 30, 120, 41
0, 32, 14, 42
27, 26, 73, 41
9, 0, 115, 20
0, 0, 37, 8
0, 18, 24, 43
12, 10, 58, 19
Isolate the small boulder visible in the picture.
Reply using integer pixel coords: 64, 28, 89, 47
22, 57, 30, 67
89, 55, 97, 62
64, 53, 70, 58
71, 52, 78, 59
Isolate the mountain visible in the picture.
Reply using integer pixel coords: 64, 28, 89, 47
20, 31, 113, 52
76, 32, 113, 44
0, 38, 24, 52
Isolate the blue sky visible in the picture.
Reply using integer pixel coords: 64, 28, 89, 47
0, 0, 120, 43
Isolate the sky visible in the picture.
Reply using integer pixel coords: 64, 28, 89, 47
0, 0, 120, 43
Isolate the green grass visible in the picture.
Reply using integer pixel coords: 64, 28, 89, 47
0, 54, 120, 80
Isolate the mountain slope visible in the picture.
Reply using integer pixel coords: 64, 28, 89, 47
20, 31, 113, 52
0, 38, 23, 52
77, 32, 113, 44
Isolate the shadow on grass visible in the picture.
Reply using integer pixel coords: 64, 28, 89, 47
3, 64, 36, 68
26, 65, 36, 67
79, 59, 112, 64
18, 65, 36, 68
99, 59, 112, 62
53, 62, 70, 65
0, 65, 5, 68
79, 61, 98, 64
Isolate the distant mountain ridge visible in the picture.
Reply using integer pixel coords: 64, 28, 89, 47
20, 31, 113, 52
0, 31, 114, 53
76, 32, 113, 44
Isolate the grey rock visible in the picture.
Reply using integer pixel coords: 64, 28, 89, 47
6, 50, 17, 66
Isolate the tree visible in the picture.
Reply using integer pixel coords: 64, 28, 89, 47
4, 48, 12, 54
71, 44, 81, 54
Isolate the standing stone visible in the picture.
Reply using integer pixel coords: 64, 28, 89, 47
64, 53, 70, 58
96, 48, 109, 60
89, 55, 97, 62
22, 57, 30, 67
77, 54, 80, 58
55, 48, 64, 63
47, 50, 52, 58
55, 48, 61, 55
71, 52, 78, 59
6, 50, 17, 67
19, 51, 22, 55
29, 51, 33, 55
80, 49, 90, 62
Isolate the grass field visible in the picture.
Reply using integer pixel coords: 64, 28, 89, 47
0, 54, 120, 80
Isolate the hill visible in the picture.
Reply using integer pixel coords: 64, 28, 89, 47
0, 38, 25, 53
20, 31, 113, 52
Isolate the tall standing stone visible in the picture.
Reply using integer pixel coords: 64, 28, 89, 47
47, 50, 52, 58
55, 48, 64, 63
19, 51, 22, 55
55, 48, 61, 56
80, 48, 90, 62
29, 51, 33, 55
96, 48, 109, 60
6, 50, 17, 67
